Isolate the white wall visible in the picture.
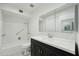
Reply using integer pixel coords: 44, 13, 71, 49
2, 23, 27, 47
0, 10, 2, 48
77, 4, 79, 53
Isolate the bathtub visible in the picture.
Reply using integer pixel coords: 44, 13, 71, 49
0, 42, 30, 56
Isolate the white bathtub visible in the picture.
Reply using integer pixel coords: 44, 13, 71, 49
0, 42, 30, 56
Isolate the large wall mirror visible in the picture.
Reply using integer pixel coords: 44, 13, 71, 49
39, 5, 75, 33
39, 13, 56, 32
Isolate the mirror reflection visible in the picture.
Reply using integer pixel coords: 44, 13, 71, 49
61, 18, 74, 32
39, 5, 75, 33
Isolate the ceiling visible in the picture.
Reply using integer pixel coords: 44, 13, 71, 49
0, 3, 67, 18
0, 3, 37, 15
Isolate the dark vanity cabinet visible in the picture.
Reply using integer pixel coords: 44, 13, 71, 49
31, 39, 74, 56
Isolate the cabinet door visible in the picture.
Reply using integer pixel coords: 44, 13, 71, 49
41, 42, 58, 56
35, 45, 43, 56
31, 39, 43, 56
31, 39, 36, 56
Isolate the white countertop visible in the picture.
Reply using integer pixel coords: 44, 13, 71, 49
31, 35, 75, 55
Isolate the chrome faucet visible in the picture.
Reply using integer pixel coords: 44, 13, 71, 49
48, 33, 53, 38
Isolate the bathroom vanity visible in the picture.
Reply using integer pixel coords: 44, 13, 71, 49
31, 36, 75, 56
35, 4, 76, 56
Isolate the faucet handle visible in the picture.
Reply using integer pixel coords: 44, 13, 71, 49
48, 33, 53, 38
